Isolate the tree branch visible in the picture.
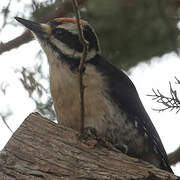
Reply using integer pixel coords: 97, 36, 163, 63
72, 0, 89, 132
0, 113, 178, 179
0, 31, 33, 55
168, 146, 180, 166
0, 0, 87, 55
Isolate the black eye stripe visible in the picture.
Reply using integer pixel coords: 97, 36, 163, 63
54, 28, 63, 35
52, 28, 83, 52
51, 25, 100, 53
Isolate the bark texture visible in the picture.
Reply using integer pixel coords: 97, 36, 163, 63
0, 113, 179, 180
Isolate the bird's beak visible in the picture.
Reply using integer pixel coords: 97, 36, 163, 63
15, 17, 51, 35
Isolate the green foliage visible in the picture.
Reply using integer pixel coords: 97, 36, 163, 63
80, 0, 179, 69
33, 0, 60, 21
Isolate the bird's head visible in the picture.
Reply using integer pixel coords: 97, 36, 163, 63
15, 17, 100, 68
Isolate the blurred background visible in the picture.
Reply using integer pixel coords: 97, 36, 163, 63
0, 0, 180, 175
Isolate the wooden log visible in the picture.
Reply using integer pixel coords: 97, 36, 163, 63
0, 113, 178, 179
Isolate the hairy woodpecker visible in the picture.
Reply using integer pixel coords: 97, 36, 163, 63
15, 17, 173, 173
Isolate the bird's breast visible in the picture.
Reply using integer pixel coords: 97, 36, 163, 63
49, 61, 117, 134
49, 60, 149, 158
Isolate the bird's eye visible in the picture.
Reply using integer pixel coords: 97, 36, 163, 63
54, 28, 63, 35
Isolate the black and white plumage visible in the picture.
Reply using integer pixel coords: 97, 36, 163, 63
15, 17, 173, 173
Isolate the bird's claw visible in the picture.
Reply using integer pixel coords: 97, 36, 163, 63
79, 126, 98, 140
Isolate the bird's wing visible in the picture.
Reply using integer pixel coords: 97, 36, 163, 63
89, 55, 172, 172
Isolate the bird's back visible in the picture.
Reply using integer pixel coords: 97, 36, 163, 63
88, 54, 173, 172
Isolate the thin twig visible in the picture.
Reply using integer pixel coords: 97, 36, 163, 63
72, 0, 89, 132
147, 81, 180, 113
1, 0, 12, 30
1, 113, 13, 133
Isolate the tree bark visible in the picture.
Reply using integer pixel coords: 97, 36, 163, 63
0, 113, 178, 180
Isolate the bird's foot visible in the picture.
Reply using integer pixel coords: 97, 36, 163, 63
79, 127, 98, 140
79, 127, 120, 152
114, 143, 128, 154
79, 127, 99, 148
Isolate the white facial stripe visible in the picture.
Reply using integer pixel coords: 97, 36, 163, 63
52, 37, 96, 60
56, 23, 79, 35
41, 24, 51, 34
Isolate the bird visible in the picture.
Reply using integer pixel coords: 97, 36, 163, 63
15, 16, 173, 173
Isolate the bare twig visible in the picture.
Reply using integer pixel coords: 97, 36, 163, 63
72, 0, 89, 132
16, 66, 55, 120
1, 0, 12, 30
0, 82, 9, 95
0, 112, 13, 133
18, 67, 47, 98
148, 81, 180, 113
175, 76, 180, 84
168, 146, 180, 165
